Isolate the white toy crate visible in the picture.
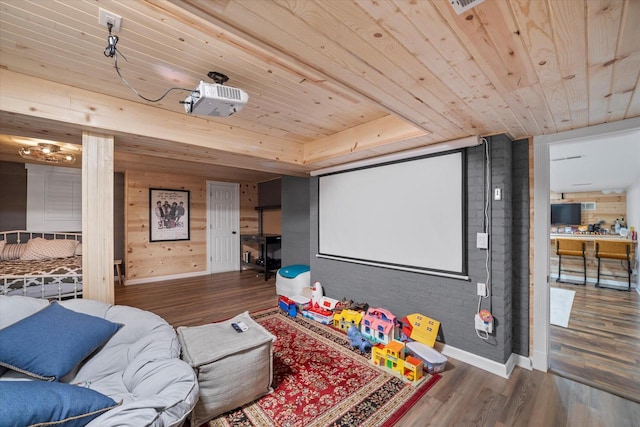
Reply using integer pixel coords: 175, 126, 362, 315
406, 341, 447, 374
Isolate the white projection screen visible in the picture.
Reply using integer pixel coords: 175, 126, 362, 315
318, 151, 466, 277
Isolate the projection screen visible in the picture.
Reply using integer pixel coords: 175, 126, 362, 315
318, 151, 466, 277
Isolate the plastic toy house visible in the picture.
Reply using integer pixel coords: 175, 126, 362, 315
401, 313, 440, 347
333, 309, 363, 332
361, 307, 399, 345
371, 340, 424, 383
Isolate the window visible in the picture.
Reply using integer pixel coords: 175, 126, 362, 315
26, 164, 81, 232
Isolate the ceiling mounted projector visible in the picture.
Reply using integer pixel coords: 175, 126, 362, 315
183, 79, 248, 117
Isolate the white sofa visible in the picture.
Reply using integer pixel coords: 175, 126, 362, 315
0, 296, 199, 426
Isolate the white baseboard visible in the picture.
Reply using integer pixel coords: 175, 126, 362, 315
124, 270, 208, 286
438, 344, 532, 379
532, 348, 548, 372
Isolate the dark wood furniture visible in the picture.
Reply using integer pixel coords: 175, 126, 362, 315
240, 234, 281, 281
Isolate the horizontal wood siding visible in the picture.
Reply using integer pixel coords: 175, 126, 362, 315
125, 170, 207, 281
240, 183, 259, 235
550, 191, 627, 229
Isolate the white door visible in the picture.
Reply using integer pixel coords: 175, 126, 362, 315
207, 181, 240, 273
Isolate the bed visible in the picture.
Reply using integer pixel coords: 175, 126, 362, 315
0, 230, 83, 300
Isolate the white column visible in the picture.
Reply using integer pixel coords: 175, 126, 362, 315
532, 139, 550, 371
82, 131, 114, 303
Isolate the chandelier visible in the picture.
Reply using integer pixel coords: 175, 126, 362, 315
18, 143, 77, 164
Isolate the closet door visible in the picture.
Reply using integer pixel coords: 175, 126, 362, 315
207, 181, 239, 273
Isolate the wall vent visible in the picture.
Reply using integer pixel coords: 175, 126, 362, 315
450, 0, 486, 15
581, 202, 596, 211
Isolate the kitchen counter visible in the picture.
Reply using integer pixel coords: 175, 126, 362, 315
550, 235, 636, 288
550, 234, 635, 242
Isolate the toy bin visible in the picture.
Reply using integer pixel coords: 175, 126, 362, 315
406, 341, 447, 374
290, 294, 310, 311
276, 264, 310, 298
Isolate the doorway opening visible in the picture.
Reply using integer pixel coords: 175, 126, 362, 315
533, 119, 640, 403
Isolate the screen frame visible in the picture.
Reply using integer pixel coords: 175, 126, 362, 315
316, 149, 468, 279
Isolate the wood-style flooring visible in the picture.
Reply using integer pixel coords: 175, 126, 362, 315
549, 282, 640, 403
115, 271, 640, 426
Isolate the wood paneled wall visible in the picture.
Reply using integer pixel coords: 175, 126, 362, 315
125, 170, 207, 281
550, 191, 627, 229
240, 183, 259, 235
263, 210, 282, 235
124, 175, 262, 282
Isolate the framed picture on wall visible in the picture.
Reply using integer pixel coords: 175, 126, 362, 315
149, 188, 190, 242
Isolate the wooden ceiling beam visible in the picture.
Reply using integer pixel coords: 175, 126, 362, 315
303, 115, 430, 165
0, 70, 444, 171
0, 70, 304, 164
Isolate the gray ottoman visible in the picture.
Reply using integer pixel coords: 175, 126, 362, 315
177, 311, 276, 426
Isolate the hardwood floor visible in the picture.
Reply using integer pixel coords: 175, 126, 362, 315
549, 282, 640, 403
115, 270, 280, 327
115, 271, 640, 426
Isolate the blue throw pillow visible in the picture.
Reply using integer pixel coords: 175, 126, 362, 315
0, 302, 121, 381
0, 381, 120, 427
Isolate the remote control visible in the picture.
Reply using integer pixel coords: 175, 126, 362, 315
231, 321, 249, 333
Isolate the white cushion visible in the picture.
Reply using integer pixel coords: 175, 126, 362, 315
20, 237, 79, 260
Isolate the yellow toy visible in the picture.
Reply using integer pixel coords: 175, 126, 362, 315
333, 309, 363, 332
401, 313, 440, 347
371, 340, 424, 384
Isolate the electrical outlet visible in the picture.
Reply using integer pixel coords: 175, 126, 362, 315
99, 8, 122, 32
494, 187, 502, 200
475, 314, 493, 334
477, 282, 487, 297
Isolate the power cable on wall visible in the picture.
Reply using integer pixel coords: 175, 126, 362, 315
103, 22, 194, 103
476, 137, 491, 340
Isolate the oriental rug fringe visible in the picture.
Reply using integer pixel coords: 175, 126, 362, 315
209, 308, 441, 427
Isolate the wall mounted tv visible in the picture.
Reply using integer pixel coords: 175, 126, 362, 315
551, 203, 582, 225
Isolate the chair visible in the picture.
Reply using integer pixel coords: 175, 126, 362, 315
555, 238, 586, 286
113, 259, 124, 285
594, 240, 634, 291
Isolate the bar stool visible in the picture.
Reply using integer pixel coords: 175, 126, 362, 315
114, 259, 124, 285
594, 241, 633, 291
555, 238, 586, 286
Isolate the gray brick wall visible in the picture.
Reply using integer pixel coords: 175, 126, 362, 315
281, 176, 311, 266
488, 135, 514, 362
284, 135, 530, 364
511, 138, 530, 356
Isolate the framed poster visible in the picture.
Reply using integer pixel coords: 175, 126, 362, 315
149, 188, 190, 242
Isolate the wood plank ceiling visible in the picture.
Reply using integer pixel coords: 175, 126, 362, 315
0, 0, 638, 181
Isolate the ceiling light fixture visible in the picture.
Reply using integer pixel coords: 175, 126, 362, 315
18, 143, 76, 164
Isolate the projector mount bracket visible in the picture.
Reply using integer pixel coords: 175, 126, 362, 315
207, 71, 229, 85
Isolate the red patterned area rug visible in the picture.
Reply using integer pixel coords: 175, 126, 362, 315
209, 308, 441, 427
